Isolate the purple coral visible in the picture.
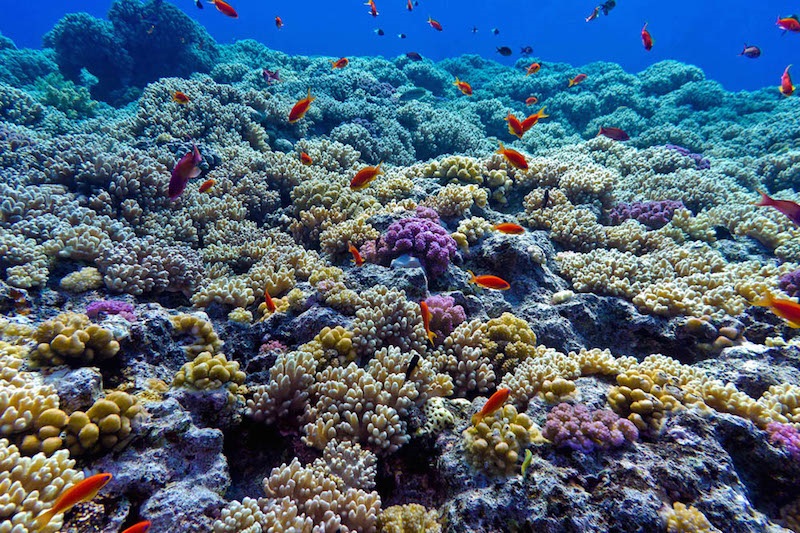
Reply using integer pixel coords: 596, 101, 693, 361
543, 403, 638, 453
663, 144, 711, 170
424, 295, 466, 340
766, 422, 800, 460
86, 300, 136, 322
779, 269, 800, 299
377, 211, 457, 276
609, 200, 685, 229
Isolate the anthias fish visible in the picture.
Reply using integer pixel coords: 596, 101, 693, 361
520, 107, 549, 132
493, 222, 525, 234
169, 144, 202, 201
348, 242, 364, 266
300, 152, 313, 165
569, 73, 588, 87
428, 17, 443, 31
598, 126, 630, 141
471, 388, 511, 425
752, 293, 800, 328
420, 301, 436, 345
641, 22, 654, 51
506, 113, 524, 139
331, 58, 349, 69
264, 288, 277, 313
777, 15, 800, 33
754, 190, 800, 225
209, 0, 238, 18
468, 270, 511, 290
350, 163, 383, 190
35, 473, 113, 529
496, 142, 528, 170
453, 77, 472, 95
288, 88, 315, 123
198, 178, 216, 193
172, 91, 190, 104
526, 62, 541, 76
780, 65, 795, 96
121, 521, 152, 533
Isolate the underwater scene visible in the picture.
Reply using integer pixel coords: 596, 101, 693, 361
4, 0, 800, 532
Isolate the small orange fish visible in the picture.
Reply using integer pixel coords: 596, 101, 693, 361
428, 16, 443, 31
525, 95, 538, 106
780, 65, 795, 96
505, 113, 524, 139
752, 293, 800, 328
754, 190, 800, 225
420, 301, 436, 345
453, 77, 472, 95
525, 62, 541, 76
348, 242, 364, 266
520, 106, 549, 132
467, 270, 511, 290
288, 88, 315, 123
366, 0, 379, 17
35, 473, 113, 529
496, 141, 528, 170
777, 16, 800, 33
121, 521, 152, 533
350, 163, 383, 190
172, 91, 190, 104
568, 73, 587, 87
275, 16, 283, 29
641, 22, 654, 51
198, 178, 216, 193
471, 388, 511, 425
209, 0, 238, 18
493, 222, 525, 234
264, 288, 277, 313
300, 152, 313, 165
331, 57, 349, 69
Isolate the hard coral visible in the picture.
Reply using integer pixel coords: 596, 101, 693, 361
376, 213, 457, 277
31, 312, 120, 366
609, 200, 685, 229
423, 295, 466, 340
766, 422, 800, 460
463, 404, 539, 477
542, 403, 638, 453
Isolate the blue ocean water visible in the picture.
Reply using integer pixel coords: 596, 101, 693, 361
2, 0, 799, 91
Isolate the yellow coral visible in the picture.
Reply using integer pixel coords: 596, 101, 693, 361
463, 404, 539, 477
171, 314, 224, 357
665, 502, 719, 533
31, 313, 120, 366
173, 351, 247, 404
379, 504, 441, 533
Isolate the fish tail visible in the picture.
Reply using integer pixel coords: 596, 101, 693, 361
470, 412, 483, 426
537, 106, 549, 118
466, 270, 476, 284
427, 330, 437, 345
568, 79, 575, 87
751, 292, 774, 308
753, 190, 773, 207
496, 142, 505, 153
35, 509, 56, 531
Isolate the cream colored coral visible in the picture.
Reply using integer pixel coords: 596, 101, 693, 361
63, 391, 143, 456
59, 267, 103, 293
246, 350, 318, 425
191, 276, 255, 308
351, 286, 428, 358
170, 314, 224, 357
319, 215, 380, 255
419, 397, 456, 436
481, 313, 538, 376
31, 313, 120, 366
0, 382, 60, 437
423, 155, 483, 185
501, 346, 580, 404
422, 184, 488, 217
379, 504, 441, 533
433, 319, 496, 395
456, 217, 493, 245
227, 307, 252, 324
463, 404, 539, 477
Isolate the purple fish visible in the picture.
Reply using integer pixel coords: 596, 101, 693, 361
262, 69, 281, 84
597, 126, 630, 141
738, 44, 761, 58
168, 144, 202, 201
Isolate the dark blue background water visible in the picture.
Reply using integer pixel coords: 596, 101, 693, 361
3, 0, 799, 92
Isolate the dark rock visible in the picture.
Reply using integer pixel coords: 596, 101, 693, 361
43, 367, 103, 412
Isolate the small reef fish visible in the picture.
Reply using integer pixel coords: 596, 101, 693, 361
493, 222, 525, 234
398, 33, 407, 39
8, 288, 31, 316
505, 113, 524, 139
738, 44, 761, 58
172, 91, 190, 104
348, 242, 364, 266
453, 77, 473, 95
275, 16, 283, 29
754, 190, 800, 225
780, 65, 795, 96
496, 46, 513, 57
472, 26, 478, 34
350, 163, 383, 190
375, 28, 385, 36
331, 58, 349, 69
491, 28, 500, 36
752, 293, 800, 328
641, 22, 654, 51
264, 288, 277, 313
406, 51, 422, 61
121, 521, 152, 533
467, 270, 511, 290
300, 152, 313, 165
405, 352, 420, 380
520, 107, 549, 132
262, 69, 281, 84
208, 0, 238, 18
195, 0, 203, 9
600, 0, 616, 16
420, 301, 436, 345
397, 87, 428, 101
288, 88, 315, 123
35, 473, 113, 529
496, 141, 528, 170
541, 188, 550, 209
585, 6, 600, 22
777, 15, 800, 33
428, 17, 443, 31
526, 62, 541, 76
169, 143, 202, 201
198, 178, 216, 193
597, 126, 630, 141
366, 0, 379, 17
407, 0, 413, 11
520, 46, 533, 55
471, 388, 511, 425
525, 95, 539, 106
568, 73, 588, 87
521, 448, 533, 477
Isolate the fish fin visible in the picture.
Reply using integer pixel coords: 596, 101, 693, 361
470, 412, 483, 426
497, 141, 505, 153
753, 190, 772, 206
427, 331, 437, 345
750, 292, 774, 308
35, 509, 56, 531
189, 166, 202, 178
537, 106, 549, 118
466, 270, 476, 284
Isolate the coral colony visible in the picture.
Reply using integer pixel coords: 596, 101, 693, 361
3, 0, 800, 532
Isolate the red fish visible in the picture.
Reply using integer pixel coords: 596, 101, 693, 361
172, 91, 190, 104
121, 521, 152, 533
348, 242, 364, 266
406, 0, 413, 11
420, 301, 436, 345
264, 288, 277, 313
288, 88, 315, 123
209, 0, 238, 18
492, 222, 525, 234
525, 96, 539, 106
275, 16, 283, 29
585, 6, 600, 22
777, 15, 800, 33
505, 113, 524, 139
331, 57, 349, 69
198, 178, 216, 193
520, 106, 548, 132
754, 190, 800, 225
526, 62, 541, 76
568, 73, 587, 87
35, 473, 113, 529
753, 293, 800, 328
780, 65, 795, 96
366, 0, 379, 17
496, 142, 528, 170
597, 126, 630, 141
428, 17, 443, 31
300, 152, 313, 165
471, 388, 511, 425
453, 77, 472, 95
641, 22, 654, 51
467, 270, 511, 290
169, 143, 202, 201
350, 163, 383, 190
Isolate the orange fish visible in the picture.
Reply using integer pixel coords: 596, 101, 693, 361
568, 73, 587, 87
471, 388, 511, 425
496, 142, 528, 170
198, 178, 216, 193
35, 473, 113, 529
172, 91, 190, 104
453, 77, 472, 95
350, 163, 383, 190
420, 301, 436, 345
275, 16, 283, 29
525, 62, 541, 76
493, 222, 525, 234
209, 0, 238, 18
331, 57, 349, 69
520, 106, 548, 132
525, 95, 538, 106
780, 65, 795, 96
348, 242, 364, 266
467, 270, 511, 290
777, 16, 800, 33
366, 0, 379, 17
428, 17, 443, 31
300, 152, 313, 165
505, 113, 525, 139
641, 22, 654, 51
264, 288, 277, 313
753, 293, 800, 328
754, 190, 800, 225
288, 88, 315, 123
121, 521, 152, 533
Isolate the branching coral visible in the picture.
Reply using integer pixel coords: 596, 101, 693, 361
542, 403, 638, 453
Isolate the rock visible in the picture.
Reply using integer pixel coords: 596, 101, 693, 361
43, 366, 103, 412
